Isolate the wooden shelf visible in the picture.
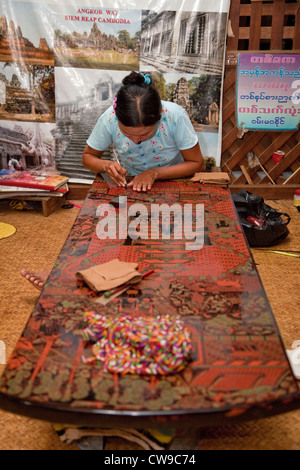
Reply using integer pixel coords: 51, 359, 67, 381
229, 183, 300, 199
7, 194, 67, 217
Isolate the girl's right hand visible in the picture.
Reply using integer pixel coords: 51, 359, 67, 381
104, 161, 127, 187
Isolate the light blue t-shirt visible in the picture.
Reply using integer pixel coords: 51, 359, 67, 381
86, 100, 198, 176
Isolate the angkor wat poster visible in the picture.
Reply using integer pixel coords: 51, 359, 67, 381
54, 7, 141, 70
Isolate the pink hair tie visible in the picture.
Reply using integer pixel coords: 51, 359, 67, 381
113, 97, 117, 110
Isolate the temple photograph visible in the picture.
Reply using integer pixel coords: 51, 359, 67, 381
0, 2, 54, 66
0, 121, 56, 170
0, 62, 55, 123
151, 72, 221, 132
54, 8, 141, 70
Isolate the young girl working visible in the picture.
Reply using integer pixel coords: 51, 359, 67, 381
21, 72, 203, 289
82, 71, 204, 192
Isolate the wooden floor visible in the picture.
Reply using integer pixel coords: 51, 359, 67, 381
0, 197, 299, 450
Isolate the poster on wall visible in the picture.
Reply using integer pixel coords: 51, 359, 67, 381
0, 0, 230, 182
236, 52, 300, 132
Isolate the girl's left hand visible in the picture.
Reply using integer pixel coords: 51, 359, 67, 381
127, 169, 157, 192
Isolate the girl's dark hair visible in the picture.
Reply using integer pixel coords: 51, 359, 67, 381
115, 71, 162, 127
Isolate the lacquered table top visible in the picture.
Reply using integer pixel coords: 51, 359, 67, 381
0, 178, 299, 428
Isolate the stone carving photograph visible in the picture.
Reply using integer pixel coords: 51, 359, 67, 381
141, 10, 227, 75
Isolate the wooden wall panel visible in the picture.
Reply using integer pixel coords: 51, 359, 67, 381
222, 0, 300, 197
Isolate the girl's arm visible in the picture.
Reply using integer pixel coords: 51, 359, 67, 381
82, 145, 127, 186
127, 143, 204, 192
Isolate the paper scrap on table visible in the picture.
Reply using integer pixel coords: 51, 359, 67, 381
76, 259, 142, 293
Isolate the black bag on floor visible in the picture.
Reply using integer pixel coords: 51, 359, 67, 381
232, 190, 290, 247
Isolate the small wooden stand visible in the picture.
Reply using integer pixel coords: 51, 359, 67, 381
7, 194, 67, 217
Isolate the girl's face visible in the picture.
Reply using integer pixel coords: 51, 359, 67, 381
118, 122, 158, 144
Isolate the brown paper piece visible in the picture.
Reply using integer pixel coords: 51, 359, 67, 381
76, 259, 141, 293
191, 172, 230, 184
59, 427, 164, 450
